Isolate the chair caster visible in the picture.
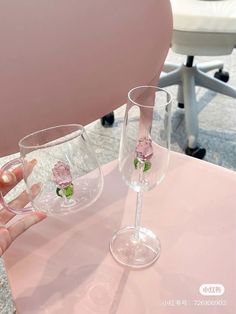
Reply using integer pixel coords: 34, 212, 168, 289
185, 146, 206, 159
178, 102, 184, 109
214, 69, 229, 83
101, 112, 115, 127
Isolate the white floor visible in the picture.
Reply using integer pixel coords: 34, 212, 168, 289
87, 49, 236, 171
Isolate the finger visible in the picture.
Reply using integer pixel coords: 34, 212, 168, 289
0, 226, 12, 256
0, 159, 37, 196
0, 208, 15, 226
8, 212, 46, 242
0, 183, 41, 225
9, 183, 40, 209
0, 170, 17, 191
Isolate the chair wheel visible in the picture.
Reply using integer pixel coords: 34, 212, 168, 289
178, 102, 184, 109
214, 69, 229, 83
101, 112, 115, 127
185, 146, 206, 159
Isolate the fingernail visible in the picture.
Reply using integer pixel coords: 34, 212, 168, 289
31, 183, 42, 196
36, 211, 47, 219
30, 159, 37, 166
1, 172, 15, 184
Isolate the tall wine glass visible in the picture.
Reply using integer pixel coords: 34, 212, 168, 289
0, 124, 103, 216
110, 86, 172, 268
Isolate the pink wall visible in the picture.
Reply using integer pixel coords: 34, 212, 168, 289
0, 0, 172, 155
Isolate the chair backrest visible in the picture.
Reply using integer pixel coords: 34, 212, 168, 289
0, 0, 173, 156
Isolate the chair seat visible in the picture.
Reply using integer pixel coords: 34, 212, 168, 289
171, 0, 236, 56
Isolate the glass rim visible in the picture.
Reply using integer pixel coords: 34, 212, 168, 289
127, 85, 172, 109
19, 124, 85, 150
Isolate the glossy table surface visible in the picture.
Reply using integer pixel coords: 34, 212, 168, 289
3, 151, 236, 313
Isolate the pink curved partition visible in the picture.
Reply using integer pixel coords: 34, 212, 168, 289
0, 0, 172, 155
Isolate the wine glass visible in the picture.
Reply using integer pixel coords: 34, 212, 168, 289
110, 86, 172, 268
0, 124, 103, 216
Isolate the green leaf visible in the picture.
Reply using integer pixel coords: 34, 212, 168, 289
144, 160, 151, 172
134, 158, 139, 169
56, 187, 62, 197
63, 185, 74, 199
134, 158, 151, 172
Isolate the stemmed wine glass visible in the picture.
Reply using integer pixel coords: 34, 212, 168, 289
110, 86, 172, 268
0, 124, 103, 216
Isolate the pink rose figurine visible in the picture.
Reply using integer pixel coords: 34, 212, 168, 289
52, 161, 74, 199
135, 137, 153, 161
52, 161, 73, 188
134, 137, 153, 172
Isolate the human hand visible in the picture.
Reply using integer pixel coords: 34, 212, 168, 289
0, 161, 46, 256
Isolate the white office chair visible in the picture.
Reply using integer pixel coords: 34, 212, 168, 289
159, 0, 236, 159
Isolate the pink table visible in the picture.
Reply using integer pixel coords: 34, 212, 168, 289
3, 152, 236, 313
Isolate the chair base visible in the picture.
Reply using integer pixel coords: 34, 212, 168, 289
159, 58, 236, 156
185, 146, 206, 160
101, 112, 115, 127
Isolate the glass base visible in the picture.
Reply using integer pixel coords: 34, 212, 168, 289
45, 197, 80, 216
110, 226, 161, 269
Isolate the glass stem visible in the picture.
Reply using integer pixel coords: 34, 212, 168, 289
134, 161, 144, 240
62, 193, 70, 205
135, 190, 143, 240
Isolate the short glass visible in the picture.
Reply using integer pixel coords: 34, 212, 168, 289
0, 124, 103, 215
